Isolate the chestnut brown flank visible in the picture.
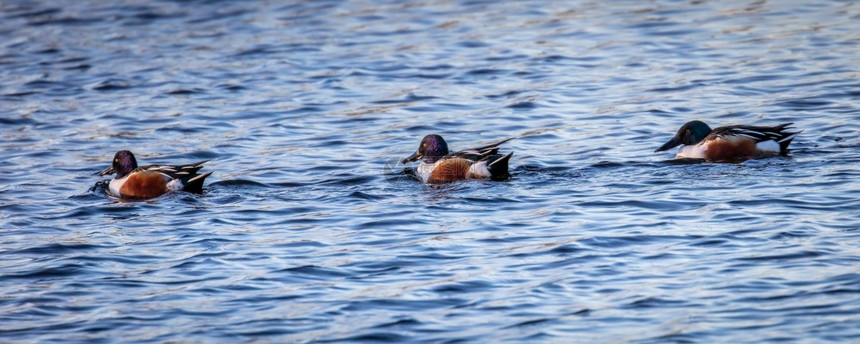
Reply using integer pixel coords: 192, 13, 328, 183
705, 138, 757, 161
428, 158, 471, 184
119, 171, 168, 199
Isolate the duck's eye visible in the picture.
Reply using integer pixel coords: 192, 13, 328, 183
685, 129, 690, 135
114, 159, 118, 163
422, 143, 427, 147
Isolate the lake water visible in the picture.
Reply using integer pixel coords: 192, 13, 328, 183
1, 0, 859, 342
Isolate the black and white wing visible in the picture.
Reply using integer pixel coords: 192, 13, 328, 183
140, 160, 209, 180
711, 123, 798, 143
710, 123, 800, 153
448, 137, 514, 162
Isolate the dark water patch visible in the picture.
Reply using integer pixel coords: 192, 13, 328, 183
231, 45, 282, 58
768, 230, 816, 240
0, 116, 42, 126
411, 72, 454, 79
372, 93, 438, 104
466, 68, 510, 76
22, 80, 84, 96
373, 317, 421, 329
622, 297, 690, 309
316, 175, 377, 187
3, 263, 90, 280
484, 90, 522, 99
279, 265, 350, 279
431, 280, 494, 294
736, 250, 825, 262
28, 16, 101, 26
507, 100, 538, 109
272, 240, 328, 249
320, 332, 411, 343
458, 40, 488, 48
119, 11, 188, 26
215, 83, 245, 91
648, 83, 702, 93
775, 98, 833, 109
92, 79, 134, 91
340, 298, 468, 313
354, 218, 428, 230
513, 164, 573, 174
203, 179, 268, 188
346, 191, 387, 201
63, 63, 91, 71
581, 235, 694, 249
2, 91, 40, 97
186, 8, 252, 25
12, 243, 110, 255
485, 54, 528, 62
577, 199, 706, 212
502, 317, 555, 329
165, 88, 206, 95
236, 327, 302, 337
5, 7, 63, 19
723, 74, 787, 84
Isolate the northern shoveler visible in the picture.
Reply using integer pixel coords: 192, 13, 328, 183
98, 150, 212, 199
401, 134, 514, 184
655, 120, 800, 161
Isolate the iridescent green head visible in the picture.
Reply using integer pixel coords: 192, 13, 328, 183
655, 120, 712, 152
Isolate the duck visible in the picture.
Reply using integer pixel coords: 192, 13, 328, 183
401, 134, 514, 184
98, 150, 211, 199
655, 120, 800, 161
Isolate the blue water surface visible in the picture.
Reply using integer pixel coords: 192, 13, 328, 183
1, 0, 859, 342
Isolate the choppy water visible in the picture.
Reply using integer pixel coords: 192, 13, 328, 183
2, 0, 859, 342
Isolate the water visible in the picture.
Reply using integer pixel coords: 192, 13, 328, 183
1, 0, 859, 342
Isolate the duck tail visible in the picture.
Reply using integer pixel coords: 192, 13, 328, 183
487, 152, 513, 180
777, 131, 800, 154
774, 124, 800, 154
183, 171, 212, 193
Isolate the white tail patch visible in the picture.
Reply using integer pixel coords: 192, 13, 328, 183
166, 178, 185, 191
468, 161, 491, 178
755, 140, 780, 153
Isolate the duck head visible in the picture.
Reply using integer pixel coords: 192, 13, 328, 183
98, 150, 139, 179
655, 120, 712, 152
401, 134, 450, 164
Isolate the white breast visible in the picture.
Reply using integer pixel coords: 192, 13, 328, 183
676, 144, 707, 159
108, 176, 127, 197
415, 161, 437, 183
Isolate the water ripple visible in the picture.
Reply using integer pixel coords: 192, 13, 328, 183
1, 0, 859, 343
